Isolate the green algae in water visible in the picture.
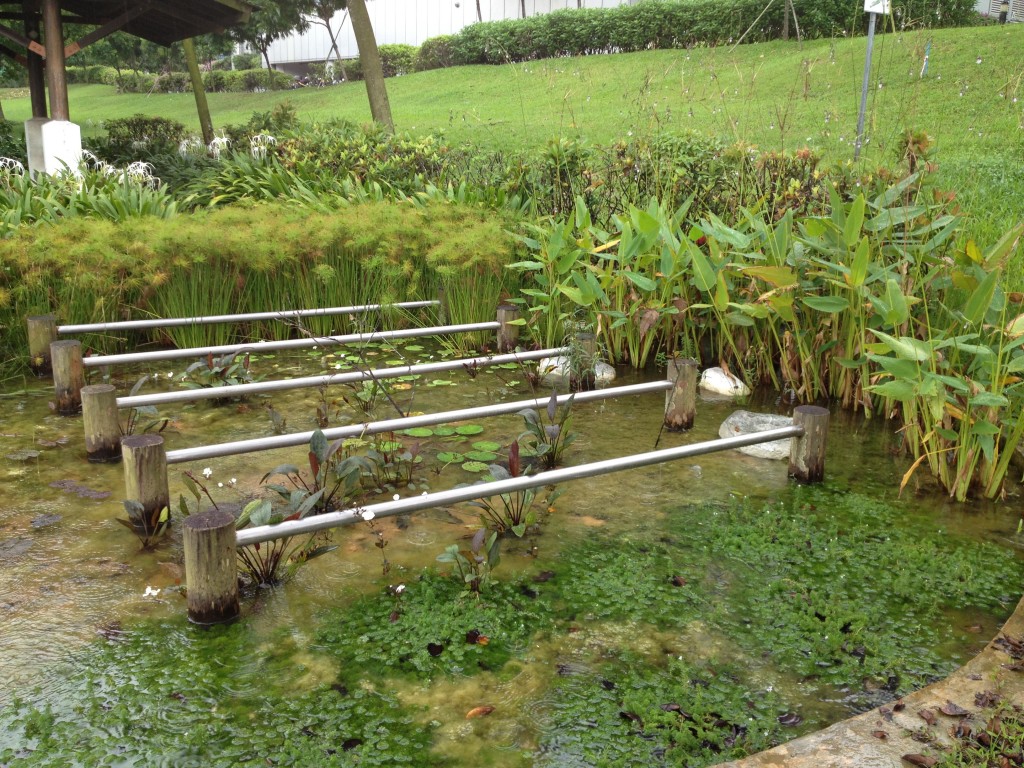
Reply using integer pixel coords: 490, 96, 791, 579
0, 621, 437, 768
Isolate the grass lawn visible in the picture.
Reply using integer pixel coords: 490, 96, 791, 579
2, 24, 1023, 241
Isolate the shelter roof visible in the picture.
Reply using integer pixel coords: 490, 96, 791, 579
3, 1, 251, 46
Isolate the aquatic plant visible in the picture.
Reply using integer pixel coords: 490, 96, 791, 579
117, 500, 171, 550
234, 497, 336, 587
465, 440, 562, 537
362, 432, 424, 493
120, 375, 169, 436
437, 528, 501, 594
180, 351, 259, 398
518, 391, 577, 471
261, 428, 368, 517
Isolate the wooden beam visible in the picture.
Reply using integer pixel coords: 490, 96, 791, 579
64, 2, 151, 58
0, 21, 43, 55
0, 41, 27, 66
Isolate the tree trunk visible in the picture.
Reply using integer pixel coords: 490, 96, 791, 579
183, 38, 214, 145
260, 44, 276, 89
476, 0, 482, 21
348, 0, 394, 132
520, 0, 527, 18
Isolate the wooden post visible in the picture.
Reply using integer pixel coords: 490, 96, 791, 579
789, 405, 830, 483
122, 434, 169, 523
496, 304, 520, 353
41, 0, 69, 121
664, 357, 698, 431
51, 339, 84, 415
184, 509, 239, 625
27, 314, 57, 375
437, 286, 449, 326
82, 384, 121, 463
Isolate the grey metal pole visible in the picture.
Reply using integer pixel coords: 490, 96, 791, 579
57, 300, 439, 335
236, 424, 805, 546
83, 322, 500, 368
854, 11, 877, 162
119, 347, 567, 408
166, 381, 674, 465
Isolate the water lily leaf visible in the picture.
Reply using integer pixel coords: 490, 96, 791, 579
472, 441, 501, 451
455, 425, 484, 436
465, 451, 498, 462
402, 427, 434, 438
433, 426, 456, 436
461, 461, 489, 473
436, 452, 463, 463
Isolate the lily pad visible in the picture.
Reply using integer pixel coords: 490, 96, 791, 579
405, 345, 424, 352
433, 426, 456, 436
436, 452, 464, 464
6, 450, 40, 462
454, 425, 484, 436
427, 379, 456, 387
472, 441, 502, 452
461, 461, 490, 473
402, 427, 434, 438
465, 451, 498, 462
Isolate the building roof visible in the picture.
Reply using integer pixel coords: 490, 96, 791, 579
4, 0, 252, 47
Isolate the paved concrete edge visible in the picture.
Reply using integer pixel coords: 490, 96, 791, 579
716, 594, 1024, 768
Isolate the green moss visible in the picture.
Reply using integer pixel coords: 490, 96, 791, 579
317, 573, 553, 680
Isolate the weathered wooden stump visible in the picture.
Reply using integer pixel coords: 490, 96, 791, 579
51, 339, 84, 415
183, 509, 239, 625
122, 434, 169, 519
496, 304, 520, 353
82, 384, 121, 463
27, 314, 57, 375
789, 405, 830, 483
664, 357, 699, 431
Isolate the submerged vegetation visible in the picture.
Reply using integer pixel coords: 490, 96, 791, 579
1, 489, 1019, 766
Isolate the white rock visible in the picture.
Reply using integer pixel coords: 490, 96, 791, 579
538, 356, 616, 387
719, 410, 793, 460
699, 367, 751, 398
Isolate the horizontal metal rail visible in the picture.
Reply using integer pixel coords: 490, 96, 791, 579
83, 322, 500, 368
58, 300, 439, 334
119, 348, 567, 408
235, 425, 805, 546
166, 380, 673, 465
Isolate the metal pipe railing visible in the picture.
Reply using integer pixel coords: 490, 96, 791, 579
235, 425, 805, 546
165, 381, 674, 465
83, 322, 500, 368
57, 300, 439, 335
118, 347, 566, 409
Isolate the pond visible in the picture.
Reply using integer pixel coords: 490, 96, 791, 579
1, 338, 1021, 767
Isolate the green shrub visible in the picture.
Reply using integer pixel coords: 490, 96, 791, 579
0, 121, 26, 165
415, 35, 457, 70
378, 44, 418, 77
103, 114, 187, 156
448, 0, 978, 63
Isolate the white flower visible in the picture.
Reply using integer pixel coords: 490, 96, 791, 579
217, 482, 224, 488
202, 467, 212, 478
392, 494, 400, 501
230, 478, 237, 486
421, 492, 428, 496
360, 509, 375, 522
144, 586, 161, 597
166, 371, 174, 379
395, 584, 406, 594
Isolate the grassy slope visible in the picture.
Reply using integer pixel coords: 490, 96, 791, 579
2, 25, 1022, 237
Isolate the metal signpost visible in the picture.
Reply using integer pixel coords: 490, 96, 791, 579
855, 0, 890, 161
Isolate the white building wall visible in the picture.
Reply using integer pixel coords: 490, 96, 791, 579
268, 0, 636, 66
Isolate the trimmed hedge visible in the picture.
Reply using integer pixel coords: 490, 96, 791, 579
65, 65, 292, 93
435, 0, 977, 65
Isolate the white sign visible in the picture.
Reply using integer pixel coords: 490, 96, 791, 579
864, 0, 891, 13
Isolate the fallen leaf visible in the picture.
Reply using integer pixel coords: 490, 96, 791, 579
777, 712, 803, 727
966, 624, 984, 633
893, 700, 906, 712
872, 730, 888, 740
918, 709, 936, 726
939, 701, 970, 717
902, 755, 938, 767
465, 705, 494, 719
426, 642, 444, 657
952, 722, 972, 740
975, 690, 1001, 708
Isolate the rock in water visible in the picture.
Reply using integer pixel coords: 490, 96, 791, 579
719, 411, 793, 460
699, 367, 751, 398
538, 356, 616, 387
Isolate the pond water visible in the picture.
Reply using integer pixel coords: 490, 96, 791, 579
1, 339, 1022, 767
